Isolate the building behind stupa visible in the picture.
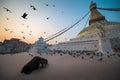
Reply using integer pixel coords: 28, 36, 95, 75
48, 2, 120, 54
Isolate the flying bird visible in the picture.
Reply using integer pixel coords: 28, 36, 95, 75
21, 23, 24, 25
62, 11, 64, 13
21, 13, 28, 19
44, 32, 46, 34
23, 36, 25, 39
4, 28, 9, 31
27, 26, 29, 28
3, 7, 12, 13
53, 5, 55, 7
45, 4, 49, 6
10, 31, 13, 33
55, 41, 58, 43
29, 33, 31, 35
6, 17, 9, 20
46, 17, 50, 20
21, 31, 24, 33
30, 5, 36, 10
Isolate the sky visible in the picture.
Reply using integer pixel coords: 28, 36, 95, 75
0, 0, 120, 44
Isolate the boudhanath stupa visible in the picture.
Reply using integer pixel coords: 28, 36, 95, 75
48, 2, 120, 54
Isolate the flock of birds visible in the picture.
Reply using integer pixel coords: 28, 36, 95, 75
28, 50, 120, 62
2, 3, 57, 40
50, 50, 120, 61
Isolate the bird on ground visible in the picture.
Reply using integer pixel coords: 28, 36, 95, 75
3, 7, 12, 13
76, 54, 80, 57
60, 54, 63, 56
29, 53, 34, 57
73, 55, 76, 58
107, 55, 110, 58
117, 54, 120, 57
82, 56, 84, 59
90, 56, 93, 59
98, 57, 103, 61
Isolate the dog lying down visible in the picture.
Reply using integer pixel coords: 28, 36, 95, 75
21, 56, 48, 74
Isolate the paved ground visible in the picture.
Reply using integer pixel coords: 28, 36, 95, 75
0, 52, 120, 80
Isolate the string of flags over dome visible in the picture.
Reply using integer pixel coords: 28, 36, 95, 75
97, 7, 120, 11
45, 11, 90, 42
44, 1, 120, 42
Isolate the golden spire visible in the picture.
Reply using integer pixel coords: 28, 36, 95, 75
89, 2, 105, 25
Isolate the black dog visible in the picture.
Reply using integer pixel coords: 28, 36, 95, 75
21, 56, 48, 74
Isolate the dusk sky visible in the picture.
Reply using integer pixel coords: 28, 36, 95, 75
0, 0, 120, 44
